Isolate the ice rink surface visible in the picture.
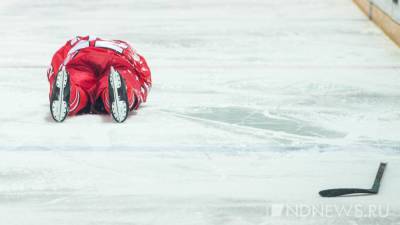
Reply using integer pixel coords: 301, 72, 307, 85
0, 0, 400, 224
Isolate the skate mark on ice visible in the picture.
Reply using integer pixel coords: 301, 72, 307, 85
160, 109, 344, 149
179, 106, 345, 139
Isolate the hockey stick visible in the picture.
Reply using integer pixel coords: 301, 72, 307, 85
319, 162, 387, 197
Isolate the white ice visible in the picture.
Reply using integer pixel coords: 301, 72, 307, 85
0, 0, 400, 224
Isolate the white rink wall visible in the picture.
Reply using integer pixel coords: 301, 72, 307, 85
372, 0, 400, 22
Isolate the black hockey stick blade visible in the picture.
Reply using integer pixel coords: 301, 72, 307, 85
319, 188, 376, 197
319, 162, 387, 197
